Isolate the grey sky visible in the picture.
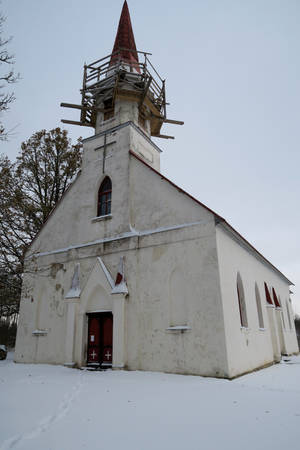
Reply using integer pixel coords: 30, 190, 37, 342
2, 0, 300, 313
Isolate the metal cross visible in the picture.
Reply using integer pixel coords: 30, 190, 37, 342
102, 134, 107, 173
94, 138, 116, 174
91, 350, 97, 360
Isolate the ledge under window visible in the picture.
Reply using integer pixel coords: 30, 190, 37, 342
91, 214, 112, 223
166, 326, 191, 333
32, 329, 48, 336
240, 326, 250, 332
259, 328, 266, 332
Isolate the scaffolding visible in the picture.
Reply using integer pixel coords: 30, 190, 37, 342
61, 49, 183, 138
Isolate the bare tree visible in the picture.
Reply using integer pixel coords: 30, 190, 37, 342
0, 128, 82, 329
0, 12, 19, 140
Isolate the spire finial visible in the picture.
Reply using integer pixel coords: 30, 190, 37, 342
110, 1, 140, 72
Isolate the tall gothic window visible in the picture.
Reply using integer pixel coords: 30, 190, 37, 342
237, 273, 248, 328
264, 282, 273, 305
272, 288, 281, 307
286, 300, 292, 330
255, 283, 264, 329
280, 298, 286, 330
97, 177, 112, 216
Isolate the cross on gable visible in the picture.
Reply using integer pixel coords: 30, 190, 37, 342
94, 138, 117, 173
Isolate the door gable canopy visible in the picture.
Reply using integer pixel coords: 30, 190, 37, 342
79, 257, 128, 314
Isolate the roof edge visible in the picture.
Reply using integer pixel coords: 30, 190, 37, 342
83, 121, 162, 153
129, 150, 224, 220
217, 221, 293, 286
24, 171, 82, 257
129, 149, 294, 286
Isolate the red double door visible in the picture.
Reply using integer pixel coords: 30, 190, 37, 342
87, 313, 113, 367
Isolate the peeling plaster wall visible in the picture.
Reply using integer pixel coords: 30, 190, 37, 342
126, 155, 228, 376
26, 123, 161, 259
16, 221, 229, 377
15, 133, 230, 376
124, 226, 228, 377
26, 127, 131, 256
15, 261, 68, 364
16, 115, 297, 378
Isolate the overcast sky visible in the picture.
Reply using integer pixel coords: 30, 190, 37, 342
2, 0, 300, 313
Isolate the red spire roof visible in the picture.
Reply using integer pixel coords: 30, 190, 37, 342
110, 1, 140, 72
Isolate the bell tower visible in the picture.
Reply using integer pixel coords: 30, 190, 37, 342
61, 1, 183, 140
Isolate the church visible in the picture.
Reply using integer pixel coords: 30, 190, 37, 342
15, 1, 298, 378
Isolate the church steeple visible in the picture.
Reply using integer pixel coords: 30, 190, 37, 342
110, 1, 140, 73
61, 1, 183, 139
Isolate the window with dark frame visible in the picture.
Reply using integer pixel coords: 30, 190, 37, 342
286, 300, 293, 330
264, 282, 273, 305
97, 177, 112, 217
255, 283, 264, 329
272, 287, 281, 308
237, 273, 248, 328
103, 99, 114, 121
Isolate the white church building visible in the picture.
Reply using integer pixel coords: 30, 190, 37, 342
15, 1, 299, 379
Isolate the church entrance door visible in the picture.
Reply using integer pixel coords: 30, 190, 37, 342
87, 312, 113, 368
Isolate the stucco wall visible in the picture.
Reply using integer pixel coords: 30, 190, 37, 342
17, 115, 297, 379
15, 221, 229, 377
26, 123, 162, 259
15, 131, 230, 377
216, 225, 298, 378
123, 225, 228, 377
129, 153, 213, 231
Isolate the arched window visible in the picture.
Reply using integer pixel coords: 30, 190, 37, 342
97, 177, 112, 217
255, 283, 264, 329
286, 300, 292, 330
264, 282, 273, 305
279, 296, 286, 329
272, 288, 281, 307
237, 273, 248, 328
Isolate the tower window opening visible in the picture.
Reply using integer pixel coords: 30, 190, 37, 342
138, 109, 146, 129
97, 177, 112, 216
103, 99, 114, 121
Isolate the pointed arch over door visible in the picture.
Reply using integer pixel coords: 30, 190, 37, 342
97, 176, 112, 216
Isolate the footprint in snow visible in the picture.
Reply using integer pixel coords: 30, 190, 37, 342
0, 371, 84, 450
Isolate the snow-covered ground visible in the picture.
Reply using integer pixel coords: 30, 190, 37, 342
1, 353, 300, 450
